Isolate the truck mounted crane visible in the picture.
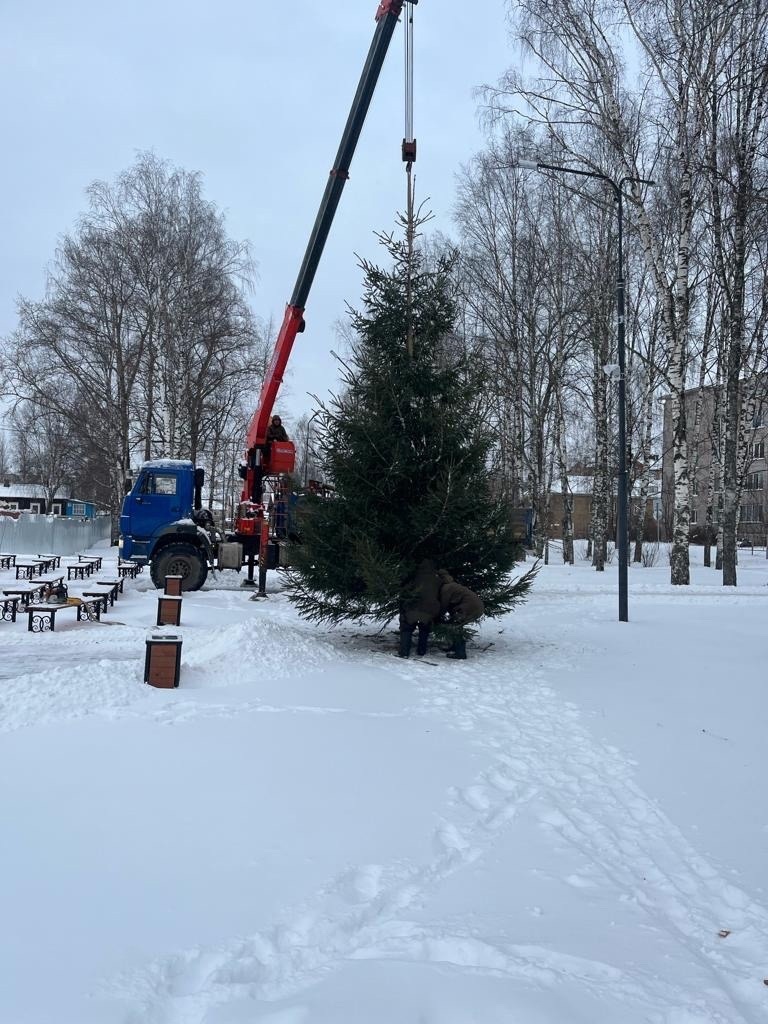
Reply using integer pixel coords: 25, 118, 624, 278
119, 0, 418, 591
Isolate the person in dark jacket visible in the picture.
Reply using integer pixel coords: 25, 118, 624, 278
266, 415, 288, 442
398, 558, 441, 658
437, 570, 485, 660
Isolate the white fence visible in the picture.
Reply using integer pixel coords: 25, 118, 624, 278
0, 514, 112, 556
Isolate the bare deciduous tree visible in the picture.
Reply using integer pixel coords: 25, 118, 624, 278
1, 153, 269, 528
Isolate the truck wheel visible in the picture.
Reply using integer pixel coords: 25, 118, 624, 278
150, 543, 209, 591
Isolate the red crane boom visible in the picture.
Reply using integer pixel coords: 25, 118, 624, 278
241, 0, 415, 508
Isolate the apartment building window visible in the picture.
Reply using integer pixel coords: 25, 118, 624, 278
691, 478, 699, 496
690, 509, 698, 524
753, 411, 766, 428
744, 471, 764, 491
740, 503, 764, 522
751, 441, 765, 460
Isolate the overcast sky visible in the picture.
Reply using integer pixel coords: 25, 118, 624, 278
0, 0, 513, 425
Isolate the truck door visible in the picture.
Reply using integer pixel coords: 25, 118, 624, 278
134, 470, 183, 537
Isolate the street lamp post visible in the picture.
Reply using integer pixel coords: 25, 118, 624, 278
516, 158, 654, 623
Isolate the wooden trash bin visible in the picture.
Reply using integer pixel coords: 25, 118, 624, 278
144, 634, 182, 688
164, 574, 183, 596
156, 594, 182, 626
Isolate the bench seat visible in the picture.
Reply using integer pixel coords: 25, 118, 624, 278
27, 598, 103, 633
3, 584, 47, 607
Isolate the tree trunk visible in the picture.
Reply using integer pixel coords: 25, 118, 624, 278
721, 331, 740, 586
554, 372, 574, 564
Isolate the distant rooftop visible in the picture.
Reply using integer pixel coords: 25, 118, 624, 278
0, 482, 67, 500
0, 482, 92, 504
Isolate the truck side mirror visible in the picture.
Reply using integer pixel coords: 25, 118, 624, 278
124, 477, 133, 494
194, 467, 205, 511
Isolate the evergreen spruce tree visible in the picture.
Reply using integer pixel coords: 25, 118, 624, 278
286, 223, 537, 635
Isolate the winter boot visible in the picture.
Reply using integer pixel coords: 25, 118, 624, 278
416, 624, 430, 657
446, 638, 467, 660
398, 628, 413, 658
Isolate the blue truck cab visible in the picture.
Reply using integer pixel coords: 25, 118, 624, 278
119, 459, 217, 590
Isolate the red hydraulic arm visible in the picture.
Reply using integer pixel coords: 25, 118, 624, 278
241, 0, 415, 505
244, 304, 305, 454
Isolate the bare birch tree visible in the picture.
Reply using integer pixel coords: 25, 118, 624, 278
487, 0, 736, 584
702, 0, 768, 584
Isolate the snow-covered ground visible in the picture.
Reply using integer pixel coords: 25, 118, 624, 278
1, 545, 767, 1024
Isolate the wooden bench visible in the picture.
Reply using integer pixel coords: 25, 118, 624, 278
15, 561, 47, 581
67, 563, 94, 581
39, 575, 65, 591
92, 579, 122, 604
26, 597, 102, 633
37, 553, 62, 569
1, 596, 20, 622
3, 583, 47, 607
28, 556, 57, 574
78, 555, 103, 570
82, 590, 110, 614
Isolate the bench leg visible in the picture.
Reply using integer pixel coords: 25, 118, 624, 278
77, 602, 102, 623
28, 611, 54, 633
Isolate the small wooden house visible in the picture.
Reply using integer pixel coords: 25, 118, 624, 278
0, 481, 96, 518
